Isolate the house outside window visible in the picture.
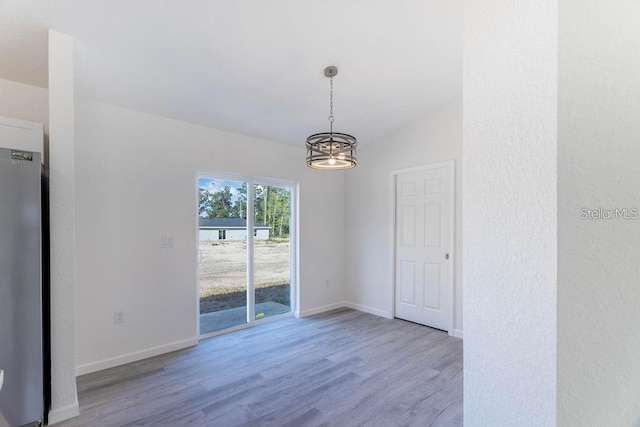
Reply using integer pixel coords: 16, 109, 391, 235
219, 229, 226, 240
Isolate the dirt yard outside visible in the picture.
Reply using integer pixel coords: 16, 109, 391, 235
199, 239, 290, 313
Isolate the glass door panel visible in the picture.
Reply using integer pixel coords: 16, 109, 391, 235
253, 184, 292, 320
198, 178, 248, 334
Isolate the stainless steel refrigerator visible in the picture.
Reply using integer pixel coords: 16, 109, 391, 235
0, 147, 44, 427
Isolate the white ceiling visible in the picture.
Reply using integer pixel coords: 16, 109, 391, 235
0, 0, 462, 147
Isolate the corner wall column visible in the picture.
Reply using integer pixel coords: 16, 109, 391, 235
463, 1, 558, 424
48, 29, 79, 424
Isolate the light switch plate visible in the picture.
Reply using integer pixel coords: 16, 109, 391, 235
161, 235, 174, 248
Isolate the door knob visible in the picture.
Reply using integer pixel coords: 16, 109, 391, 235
445, 253, 450, 260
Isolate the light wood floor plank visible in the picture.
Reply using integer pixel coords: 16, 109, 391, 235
53, 308, 462, 426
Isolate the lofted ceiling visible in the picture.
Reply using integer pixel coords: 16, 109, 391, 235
0, 0, 462, 147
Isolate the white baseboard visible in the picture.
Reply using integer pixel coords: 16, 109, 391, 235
48, 400, 80, 425
453, 329, 464, 339
296, 302, 347, 318
76, 337, 199, 376
344, 301, 393, 319
297, 301, 393, 320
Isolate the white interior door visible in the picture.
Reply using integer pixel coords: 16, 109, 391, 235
394, 162, 453, 331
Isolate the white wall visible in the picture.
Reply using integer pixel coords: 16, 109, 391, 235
558, 1, 640, 424
48, 30, 80, 423
73, 98, 346, 373
463, 1, 557, 425
0, 79, 48, 132
344, 98, 462, 331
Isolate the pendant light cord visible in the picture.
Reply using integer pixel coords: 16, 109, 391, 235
328, 76, 334, 134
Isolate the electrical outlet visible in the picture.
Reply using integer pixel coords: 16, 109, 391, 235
161, 235, 174, 248
114, 311, 125, 324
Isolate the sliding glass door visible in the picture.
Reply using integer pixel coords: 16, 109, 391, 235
197, 174, 296, 337
253, 184, 292, 321
198, 178, 248, 334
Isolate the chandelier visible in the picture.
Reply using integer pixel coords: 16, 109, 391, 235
306, 66, 357, 170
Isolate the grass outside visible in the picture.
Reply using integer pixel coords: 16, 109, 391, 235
199, 239, 290, 314
199, 284, 290, 313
